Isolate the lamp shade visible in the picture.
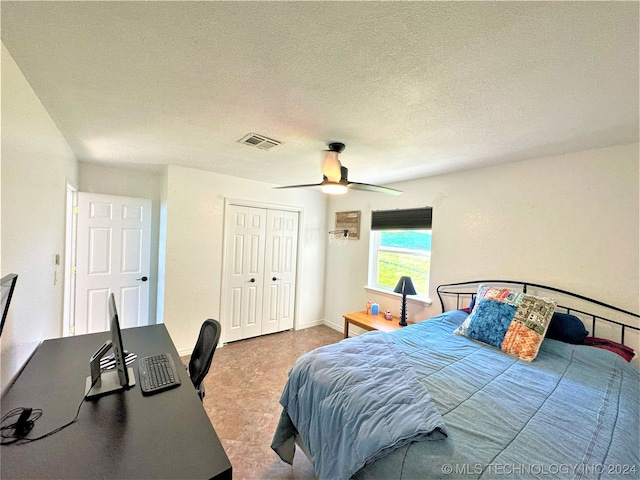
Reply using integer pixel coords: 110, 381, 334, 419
394, 276, 417, 296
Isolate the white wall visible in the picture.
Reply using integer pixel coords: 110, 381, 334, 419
2, 30, 637, 383
1, 43, 79, 392
78, 162, 164, 323
161, 165, 327, 355
324, 144, 639, 347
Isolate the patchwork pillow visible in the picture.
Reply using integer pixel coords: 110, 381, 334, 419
454, 285, 491, 337
454, 286, 556, 361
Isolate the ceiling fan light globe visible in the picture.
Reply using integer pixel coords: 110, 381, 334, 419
322, 151, 342, 182
321, 183, 348, 195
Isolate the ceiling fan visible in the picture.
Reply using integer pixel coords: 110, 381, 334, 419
275, 143, 403, 196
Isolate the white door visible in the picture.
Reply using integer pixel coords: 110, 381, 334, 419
224, 205, 266, 342
75, 193, 152, 334
262, 210, 298, 334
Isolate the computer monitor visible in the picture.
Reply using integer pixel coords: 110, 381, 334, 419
0, 273, 18, 337
108, 293, 130, 387
85, 293, 135, 399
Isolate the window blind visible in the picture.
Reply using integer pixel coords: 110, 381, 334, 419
371, 207, 432, 230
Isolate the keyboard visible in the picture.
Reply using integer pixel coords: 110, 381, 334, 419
138, 353, 181, 395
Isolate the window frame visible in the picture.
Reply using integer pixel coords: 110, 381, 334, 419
367, 228, 432, 296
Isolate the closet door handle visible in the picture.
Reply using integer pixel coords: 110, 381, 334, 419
272, 277, 280, 281
249, 278, 256, 283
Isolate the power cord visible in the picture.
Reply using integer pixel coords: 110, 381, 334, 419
1, 407, 42, 442
1, 370, 102, 446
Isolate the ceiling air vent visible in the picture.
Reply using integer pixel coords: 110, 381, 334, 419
239, 133, 282, 150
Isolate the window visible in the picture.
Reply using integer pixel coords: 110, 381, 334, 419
368, 208, 432, 295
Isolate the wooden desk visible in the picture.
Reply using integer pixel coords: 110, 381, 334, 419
0, 324, 232, 479
343, 310, 405, 338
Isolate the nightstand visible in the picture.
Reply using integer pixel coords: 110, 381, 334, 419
342, 310, 405, 339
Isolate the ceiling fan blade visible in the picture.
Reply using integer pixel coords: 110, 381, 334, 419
347, 181, 403, 196
322, 151, 342, 183
276, 142, 400, 195
339, 160, 401, 195
273, 182, 325, 189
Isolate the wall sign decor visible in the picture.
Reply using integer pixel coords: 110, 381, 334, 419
335, 211, 360, 240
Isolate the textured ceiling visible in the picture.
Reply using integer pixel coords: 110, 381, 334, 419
2, 1, 638, 187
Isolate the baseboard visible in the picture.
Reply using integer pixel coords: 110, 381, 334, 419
295, 319, 325, 330
177, 340, 225, 358
324, 318, 368, 338
323, 318, 343, 333
177, 347, 193, 357
195, 319, 342, 355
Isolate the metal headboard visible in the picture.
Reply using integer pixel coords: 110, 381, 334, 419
437, 280, 640, 345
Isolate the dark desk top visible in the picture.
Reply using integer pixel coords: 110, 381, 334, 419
1, 324, 232, 479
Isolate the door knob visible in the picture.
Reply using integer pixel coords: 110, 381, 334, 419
137, 276, 148, 282
249, 278, 256, 283
272, 277, 280, 281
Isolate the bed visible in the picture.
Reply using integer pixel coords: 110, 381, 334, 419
271, 280, 640, 479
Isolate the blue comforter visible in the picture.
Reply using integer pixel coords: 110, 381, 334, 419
271, 330, 448, 480
356, 311, 640, 479
273, 311, 640, 479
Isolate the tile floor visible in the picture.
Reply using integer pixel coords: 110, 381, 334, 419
184, 325, 343, 479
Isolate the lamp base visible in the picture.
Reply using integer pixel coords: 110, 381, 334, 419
399, 294, 408, 326
398, 294, 407, 327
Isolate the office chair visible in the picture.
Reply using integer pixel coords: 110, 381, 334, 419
188, 319, 221, 401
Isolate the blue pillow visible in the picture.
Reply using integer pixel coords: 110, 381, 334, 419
546, 312, 588, 344
469, 295, 476, 311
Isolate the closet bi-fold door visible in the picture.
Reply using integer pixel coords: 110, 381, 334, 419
222, 204, 299, 343
224, 205, 266, 342
262, 210, 298, 334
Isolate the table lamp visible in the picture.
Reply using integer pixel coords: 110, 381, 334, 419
394, 276, 417, 326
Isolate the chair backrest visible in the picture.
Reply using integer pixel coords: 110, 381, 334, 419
188, 319, 221, 395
